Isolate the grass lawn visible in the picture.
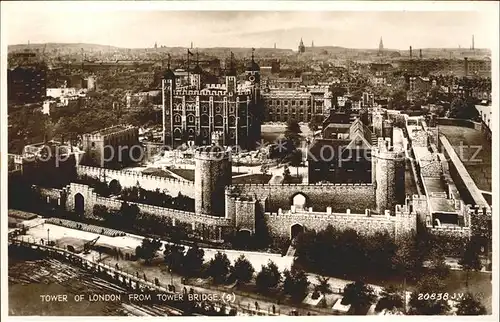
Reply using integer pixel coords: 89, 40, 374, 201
261, 123, 313, 144
170, 168, 195, 181
232, 174, 272, 184
142, 168, 176, 179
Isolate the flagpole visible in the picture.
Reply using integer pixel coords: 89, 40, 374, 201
187, 49, 190, 85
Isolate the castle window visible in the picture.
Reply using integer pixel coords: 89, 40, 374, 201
174, 115, 181, 123
91, 142, 95, 148
214, 115, 223, 126
300, 101, 304, 106
202, 105, 208, 113
292, 101, 296, 106
228, 116, 236, 127
201, 114, 209, 126
215, 105, 222, 113
277, 101, 281, 106
187, 115, 195, 124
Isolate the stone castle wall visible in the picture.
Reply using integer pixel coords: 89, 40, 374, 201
374, 150, 405, 214
65, 183, 231, 228
77, 165, 195, 198
437, 118, 483, 131
264, 207, 416, 240
235, 199, 257, 233
194, 150, 231, 217
230, 183, 376, 213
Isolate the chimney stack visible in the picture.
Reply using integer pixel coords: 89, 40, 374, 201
464, 57, 469, 76
419, 49, 422, 59
410, 46, 413, 58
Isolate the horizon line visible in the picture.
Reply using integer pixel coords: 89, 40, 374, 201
8, 42, 492, 52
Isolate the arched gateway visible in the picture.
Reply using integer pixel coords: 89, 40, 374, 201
290, 223, 304, 240
74, 193, 85, 215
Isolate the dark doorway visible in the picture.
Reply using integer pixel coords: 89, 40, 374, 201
290, 223, 304, 240
74, 193, 85, 215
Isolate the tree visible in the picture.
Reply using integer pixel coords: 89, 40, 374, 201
427, 250, 451, 279
315, 276, 333, 297
136, 238, 162, 264
164, 243, 185, 273
459, 240, 482, 288
92, 204, 109, 219
284, 119, 302, 149
375, 285, 404, 313
308, 118, 319, 134
448, 97, 479, 120
389, 89, 409, 110
341, 281, 377, 315
255, 260, 281, 293
289, 149, 303, 177
282, 268, 310, 303
117, 202, 140, 229
183, 244, 205, 278
109, 180, 122, 195
206, 251, 231, 284
408, 275, 450, 315
230, 255, 255, 285
456, 293, 487, 315
282, 166, 291, 183
393, 238, 422, 278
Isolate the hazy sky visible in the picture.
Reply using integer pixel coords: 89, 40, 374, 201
3, 2, 497, 50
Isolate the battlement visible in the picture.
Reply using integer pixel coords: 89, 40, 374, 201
93, 195, 231, 226
172, 88, 253, 97
76, 165, 195, 198
83, 125, 136, 139
465, 203, 491, 216
8, 153, 24, 165
228, 183, 374, 189
65, 182, 230, 227
77, 165, 191, 186
428, 225, 471, 238
205, 83, 226, 90
265, 211, 398, 222
194, 146, 231, 160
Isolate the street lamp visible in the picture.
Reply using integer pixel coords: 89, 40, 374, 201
47, 229, 50, 245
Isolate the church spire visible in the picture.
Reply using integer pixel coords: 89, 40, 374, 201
379, 37, 384, 52
298, 38, 305, 53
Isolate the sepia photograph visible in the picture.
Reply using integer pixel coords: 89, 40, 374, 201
1, 1, 498, 319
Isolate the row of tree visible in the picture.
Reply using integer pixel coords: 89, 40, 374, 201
120, 186, 195, 212
135, 237, 486, 315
